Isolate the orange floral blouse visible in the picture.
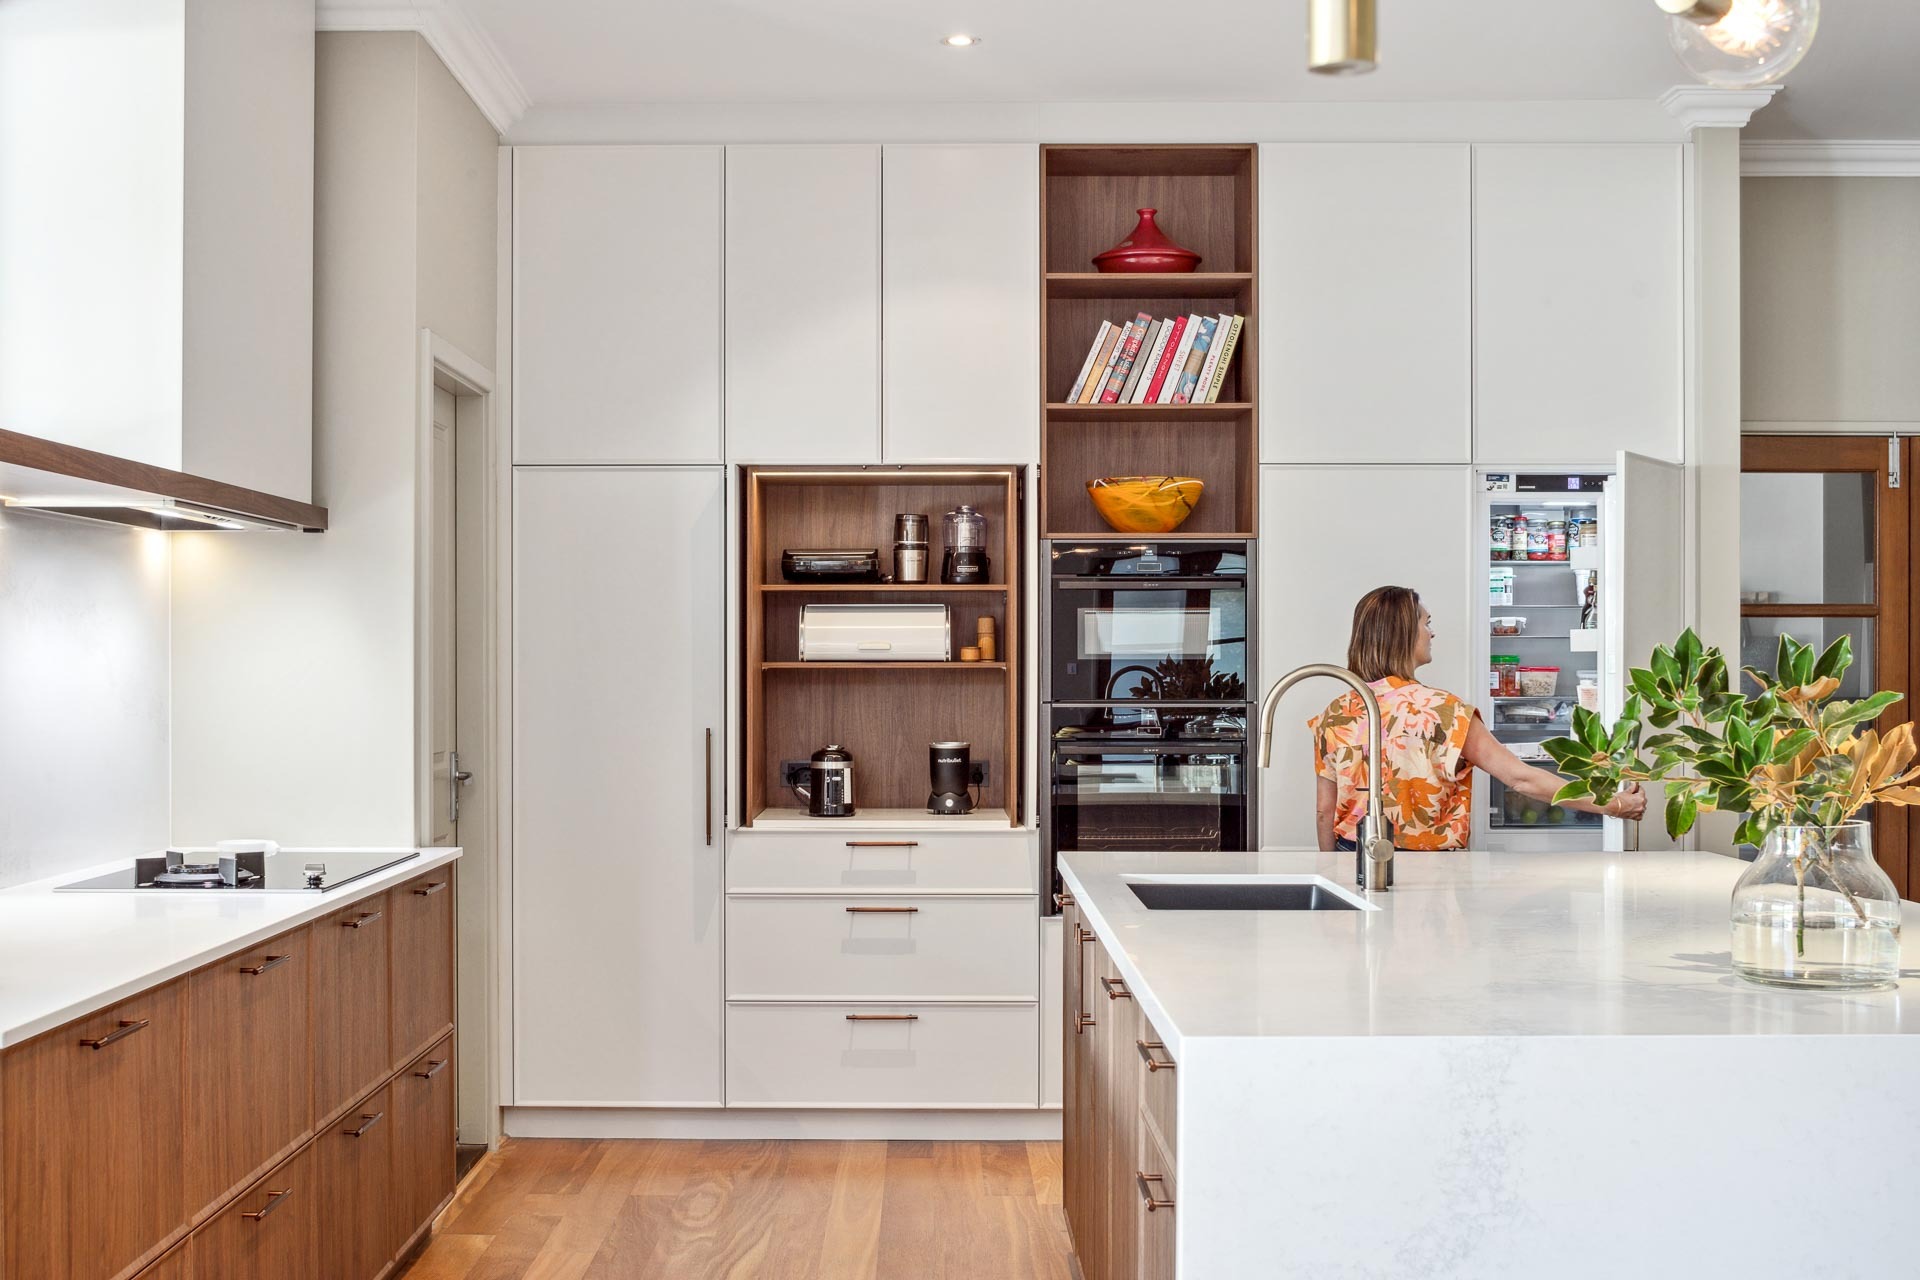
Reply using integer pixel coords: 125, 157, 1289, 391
1308, 677, 1477, 850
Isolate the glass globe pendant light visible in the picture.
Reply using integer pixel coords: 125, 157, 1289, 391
1658, 0, 1820, 88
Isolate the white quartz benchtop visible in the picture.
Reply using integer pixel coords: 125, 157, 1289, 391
1059, 848, 1918, 1056
0, 847, 460, 1048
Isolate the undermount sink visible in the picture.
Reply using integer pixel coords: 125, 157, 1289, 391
1125, 875, 1371, 912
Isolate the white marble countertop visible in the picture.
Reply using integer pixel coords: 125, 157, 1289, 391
1059, 848, 1917, 1056
0, 847, 460, 1048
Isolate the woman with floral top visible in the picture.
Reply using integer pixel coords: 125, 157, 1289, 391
1309, 585, 1646, 851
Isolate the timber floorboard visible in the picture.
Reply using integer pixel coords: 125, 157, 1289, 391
400, 1138, 1076, 1280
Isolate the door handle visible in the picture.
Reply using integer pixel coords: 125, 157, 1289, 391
240, 954, 291, 977
1136, 1172, 1175, 1211
343, 910, 383, 929
242, 1187, 294, 1221
413, 1058, 449, 1080
78, 1018, 149, 1051
705, 728, 714, 847
343, 1110, 385, 1138
449, 749, 474, 825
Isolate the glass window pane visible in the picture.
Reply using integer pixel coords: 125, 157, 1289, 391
1739, 472, 1875, 604
1740, 617, 1876, 698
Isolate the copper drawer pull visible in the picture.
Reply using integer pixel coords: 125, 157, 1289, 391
242, 1187, 294, 1221
78, 1018, 149, 1051
1076, 1012, 1097, 1030
1137, 1040, 1177, 1071
412, 881, 448, 896
1053, 890, 1074, 908
1101, 976, 1132, 1000
1136, 1172, 1174, 1211
240, 954, 291, 976
344, 1110, 385, 1138
846, 841, 918, 849
412, 1058, 449, 1080
844, 1013, 919, 1021
343, 910, 383, 929
845, 905, 919, 914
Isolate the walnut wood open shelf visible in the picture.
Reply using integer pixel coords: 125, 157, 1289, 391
1040, 145, 1259, 540
742, 466, 1024, 827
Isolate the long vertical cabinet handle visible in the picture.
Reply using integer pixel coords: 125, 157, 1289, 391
705, 727, 714, 847
1074, 926, 1097, 1034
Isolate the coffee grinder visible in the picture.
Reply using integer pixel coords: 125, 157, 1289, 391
927, 741, 974, 815
940, 505, 990, 585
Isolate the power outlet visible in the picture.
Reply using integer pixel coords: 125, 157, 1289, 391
969, 761, 991, 787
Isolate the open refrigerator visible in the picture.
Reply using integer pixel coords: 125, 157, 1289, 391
1473, 452, 1686, 853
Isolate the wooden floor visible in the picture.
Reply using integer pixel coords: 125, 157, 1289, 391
399, 1138, 1077, 1280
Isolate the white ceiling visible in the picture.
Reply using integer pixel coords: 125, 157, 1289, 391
455, 0, 1920, 141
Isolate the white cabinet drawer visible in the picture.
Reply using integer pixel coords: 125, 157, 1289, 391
726, 896, 1036, 1001
725, 1004, 1039, 1109
726, 831, 1035, 893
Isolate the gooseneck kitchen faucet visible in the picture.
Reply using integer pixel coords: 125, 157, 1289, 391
1256, 663, 1395, 892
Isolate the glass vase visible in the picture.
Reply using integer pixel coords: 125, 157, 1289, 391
1730, 822, 1902, 990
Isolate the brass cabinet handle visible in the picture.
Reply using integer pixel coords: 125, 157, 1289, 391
412, 1058, 449, 1080
1053, 890, 1075, 908
846, 841, 918, 849
242, 1187, 294, 1221
240, 954, 291, 976
1136, 1172, 1174, 1211
1101, 975, 1132, 1001
844, 905, 919, 914
344, 1110, 385, 1138
78, 1018, 149, 1051
1076, 927, 1096, 945
1074, 926, 1096, 1034
412, 881, 448, 897
705, 727, 714, 847
1136, 1040, 1177, 1072
844, 1013, 919, 1021
343, 910, 383, 929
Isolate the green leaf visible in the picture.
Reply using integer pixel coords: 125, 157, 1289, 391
1541, 737, 1587, 768
1773, 633, 1796, 685
1768, 728, 1817, 764
1696, 760, 1746, 786
1823, 691, 1902, 733
1629, 668, 1661, 703
1665, 789, 1699, 837
1789, 639, 1816, 689
1573, 707, 1611, 752
1553, 779, 1595, 805
1812, 634, 1852, 682
1675, 628, 1703, 675
1651, 647, 1682, 687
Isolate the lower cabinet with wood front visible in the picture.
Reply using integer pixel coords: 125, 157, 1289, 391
1060, 890, 1179, 1280
0, 863, 458, 1280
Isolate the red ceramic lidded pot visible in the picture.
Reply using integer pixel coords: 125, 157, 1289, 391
1092, 208, 1201, 274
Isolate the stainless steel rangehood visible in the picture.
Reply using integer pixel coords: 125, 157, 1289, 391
0, 429, 327, 532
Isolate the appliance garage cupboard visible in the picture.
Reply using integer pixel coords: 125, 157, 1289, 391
0, 863, 457, 1280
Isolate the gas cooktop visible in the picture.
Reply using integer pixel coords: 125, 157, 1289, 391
57, 849, 420, 893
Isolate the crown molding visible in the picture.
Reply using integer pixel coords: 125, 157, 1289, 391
315, 0, 528, 134
1659, 84, 1780, 132
1741, 140, 1920, 177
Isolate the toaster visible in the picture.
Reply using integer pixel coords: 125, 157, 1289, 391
781, 548, 882, 584
798, 604, 951, 662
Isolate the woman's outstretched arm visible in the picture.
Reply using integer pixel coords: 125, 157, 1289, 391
1462, 716, 1647, 820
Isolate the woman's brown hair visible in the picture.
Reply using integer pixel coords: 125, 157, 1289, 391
1347, 586, 1422, 682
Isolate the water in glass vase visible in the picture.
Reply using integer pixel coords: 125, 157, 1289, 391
1731, 908, 1902, 990
1729, 823, 1902, 991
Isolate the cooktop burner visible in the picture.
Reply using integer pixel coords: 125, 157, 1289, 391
56, 850, 420, 893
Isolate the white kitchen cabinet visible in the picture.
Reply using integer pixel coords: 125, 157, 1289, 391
726, 145, 881, 462
511, 467, 725, 1105
1261, 144, 1471, 464
512, 146, 724, 463
1256, 464, 1474, 850
883, 144, 1039, 463
1473, 145, 1683, 465
1041, 914, 1063, 1109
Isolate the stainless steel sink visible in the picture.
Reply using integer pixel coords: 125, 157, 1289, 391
1125, 877, 1368, 911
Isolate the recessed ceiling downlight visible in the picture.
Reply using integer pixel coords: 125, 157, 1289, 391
941, 33, 980, 48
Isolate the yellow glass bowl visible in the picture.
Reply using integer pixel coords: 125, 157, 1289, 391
1086, 476, 1205, 533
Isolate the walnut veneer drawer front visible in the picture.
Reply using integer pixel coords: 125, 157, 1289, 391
194, 1143, 317, 1278
391, 867, 455, 1068
726, 831, 1034, 893
725, 1004, 1039, 1108
1138, 1026, 1178, 1157
727, 895, 1037, 1001
312, 893, 392, 1125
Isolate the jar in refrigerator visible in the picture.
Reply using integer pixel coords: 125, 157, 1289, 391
1507, 512, 1528, 559
1547, 519, 1569, 561
1527, 518, 1552, 561
1491, 514, 1511, 561
1578, 516, 1599, 548
1494, 655, 1522, 697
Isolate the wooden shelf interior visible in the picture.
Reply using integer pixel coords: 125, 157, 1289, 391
1040, 145, 1258, 540
744, 467, 1024, 824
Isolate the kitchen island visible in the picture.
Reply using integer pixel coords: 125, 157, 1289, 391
1058, 848, 1919, 1280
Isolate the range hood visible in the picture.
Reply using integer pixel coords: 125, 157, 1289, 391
0, 429, 326, 533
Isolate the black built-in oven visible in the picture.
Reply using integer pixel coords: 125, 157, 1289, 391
1042, 541, 1256, 906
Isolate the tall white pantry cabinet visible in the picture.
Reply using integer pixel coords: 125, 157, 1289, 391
506, 143, 1044, 1118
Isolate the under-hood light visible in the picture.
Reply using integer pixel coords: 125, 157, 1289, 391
1, 496, 294, 532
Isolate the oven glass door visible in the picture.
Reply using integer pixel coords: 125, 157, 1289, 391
1050, 738, 1248, 853
1050, 580, 1249, 703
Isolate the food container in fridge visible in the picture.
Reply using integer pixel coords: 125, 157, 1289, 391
798, 603, 951, 661
1577, 669, 1600, 711
1516, 665, 1560, 698
1491, 616, 1527, 636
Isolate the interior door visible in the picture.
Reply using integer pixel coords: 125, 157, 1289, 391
1604, 450, 1687, 851
512, 466, 726, 1105
427, 386, 459, 849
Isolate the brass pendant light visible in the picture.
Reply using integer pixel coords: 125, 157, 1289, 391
1308, 0, 1377, 75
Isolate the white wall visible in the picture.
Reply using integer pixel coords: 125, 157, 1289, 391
171, 32, 497, 846
0, 511, 171, 887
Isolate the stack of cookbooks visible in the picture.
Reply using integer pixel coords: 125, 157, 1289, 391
1064, 312, 1245, 406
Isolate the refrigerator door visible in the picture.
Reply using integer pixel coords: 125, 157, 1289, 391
1603, 451, 1688, 852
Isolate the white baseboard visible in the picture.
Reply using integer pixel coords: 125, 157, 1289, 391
503, 1106, 1063, 1142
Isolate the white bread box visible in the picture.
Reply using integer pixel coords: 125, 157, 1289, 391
798, 603, 951, 661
